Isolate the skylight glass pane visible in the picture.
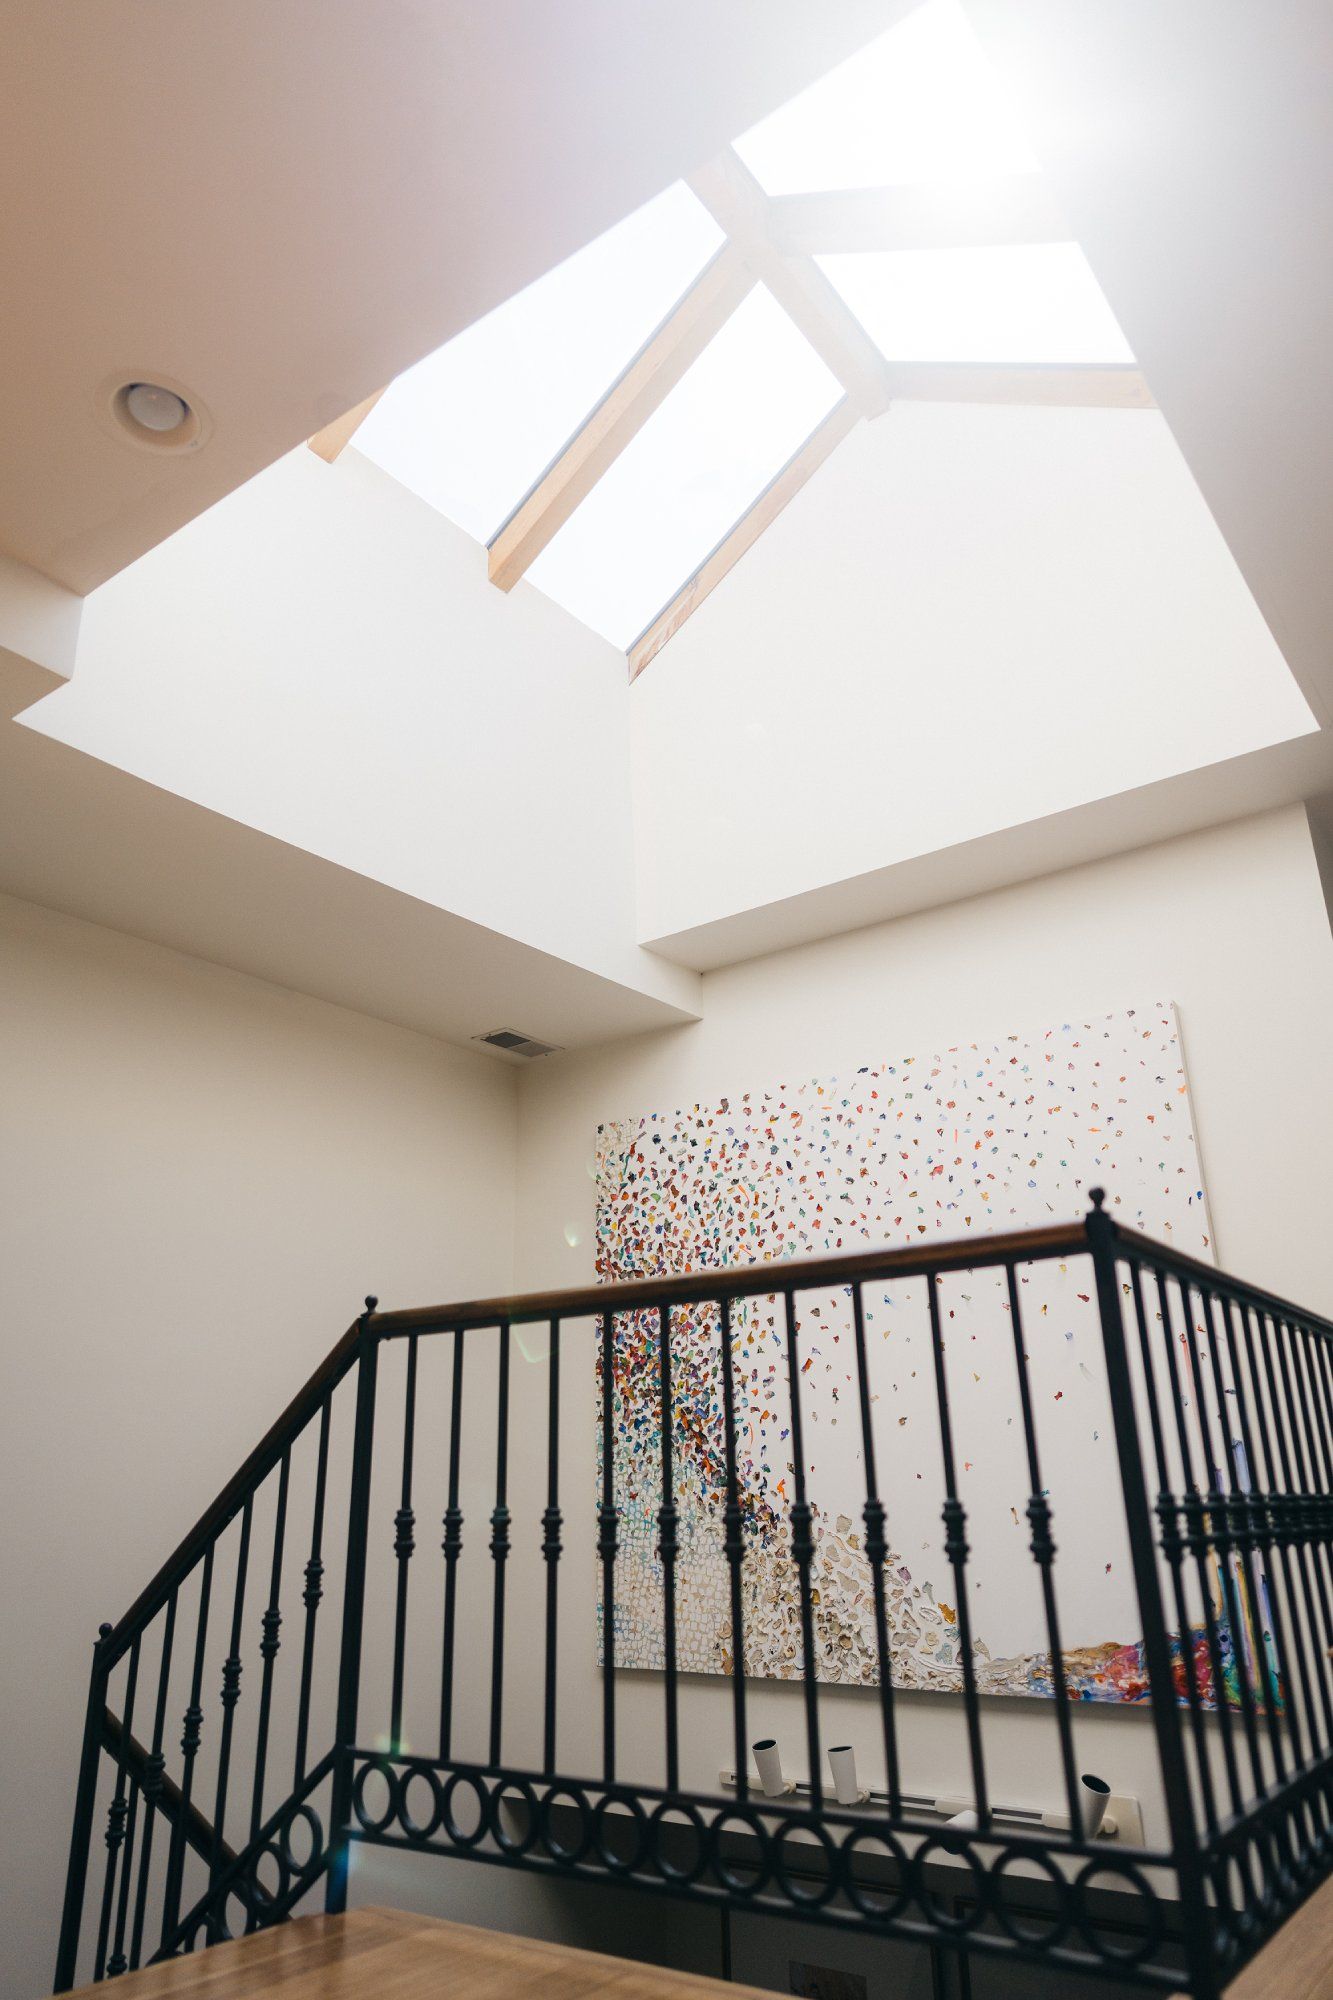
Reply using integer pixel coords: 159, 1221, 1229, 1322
734, 0, 1037, 194
820, 245, 1134, 364
353, 183, 723, 542
527, 287, 841, 650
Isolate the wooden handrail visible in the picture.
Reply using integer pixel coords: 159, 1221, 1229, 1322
1112, 1225, 1333, 1341
372, 1219, 1091, 1336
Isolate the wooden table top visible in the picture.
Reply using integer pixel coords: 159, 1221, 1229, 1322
59, 1906, 775, 2000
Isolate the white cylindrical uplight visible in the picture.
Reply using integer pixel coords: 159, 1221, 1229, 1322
1080, 1772, 1112, 1839
753, 1738, 787, 1798
828, 1745, 863, 1806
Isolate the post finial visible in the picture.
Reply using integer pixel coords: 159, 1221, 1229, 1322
1089, 1187, 1106, 1210
364, 1295, 379, 1315
98, 1622, 113, 1640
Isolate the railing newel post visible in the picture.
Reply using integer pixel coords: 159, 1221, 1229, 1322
325, 1297, 381, 1914
54, 1622, 113, 1993
1086, 1190, 1218, 2000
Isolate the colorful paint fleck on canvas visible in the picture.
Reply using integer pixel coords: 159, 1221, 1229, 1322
594, 1002, 1248, 1705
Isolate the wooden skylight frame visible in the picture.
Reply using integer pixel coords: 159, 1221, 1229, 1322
309, 151, 1152, 679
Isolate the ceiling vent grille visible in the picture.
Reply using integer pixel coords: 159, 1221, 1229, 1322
474, 1027, 563, 1060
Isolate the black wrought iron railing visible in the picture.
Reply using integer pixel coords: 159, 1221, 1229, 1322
55, 1194, 1333, 1997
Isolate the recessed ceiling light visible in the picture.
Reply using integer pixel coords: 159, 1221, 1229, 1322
125, 382, 189, 433
102, 373, 209, 452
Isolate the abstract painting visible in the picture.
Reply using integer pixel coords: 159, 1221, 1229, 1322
594, 1001, 1229, 1704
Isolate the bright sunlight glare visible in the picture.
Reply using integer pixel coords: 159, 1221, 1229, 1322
733, 0, 1039, 195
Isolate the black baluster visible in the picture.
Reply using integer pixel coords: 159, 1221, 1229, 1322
1126, 1266, 1218, 1837
390, 1336, 419, 1754
850, 1281, 900, 1817
293, 1397, 332, 1788
925, 1275, 988, 1827
107, 1773, 141, 1978
1203, 1294, 1287, 1783
1004, 1264, 1081, 1836
1086, 1203, 1213, 2000
1289, 1323, 1333, 1581
54, 1626, 112, 1994
439, 1328, 465, 1763
782, 1289, 823, 1808
599, 1311, 621, 1785
1269, 1316, 1333, 1750
128, 1590, 177, 1969
488, 1322, 512, 1770
1252, 1310, 1333, 1761
1308, 1328, 1333, 1539
247, 1449, 291, 1884
659, 1305, 680, 1793
1154, 1273, 1248, 1821
542, 1319, 562, 1776
1178, 1285, 1268, 1809
161, 1546, 213, 1947
1233, 1302, 1315, 1785
1229, 1298, 1324, 1871
1296, 1320, 1333, 1819
325, 1302, 380, 1916
208, 1497, 253, 1929
717, 1296, 750, 1802
94, 1637, 141, 1982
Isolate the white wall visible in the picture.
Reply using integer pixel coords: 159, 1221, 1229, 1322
630, 405, 1315, 942
0, 893, 518, 2000
0, 551, 80, 693
21, 447, 693, 1014
510, 806, 1333, 1884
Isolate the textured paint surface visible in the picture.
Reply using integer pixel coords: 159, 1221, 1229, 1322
594, 1002, 1243, 1703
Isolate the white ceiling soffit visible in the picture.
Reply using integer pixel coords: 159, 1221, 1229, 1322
645, 734, 1333, 973
0, 722, 701, 1052
0, 0, 901, 595
964, 0, 1333, 728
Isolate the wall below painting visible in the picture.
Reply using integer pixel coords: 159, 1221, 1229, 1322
507, 803, 1333, 1879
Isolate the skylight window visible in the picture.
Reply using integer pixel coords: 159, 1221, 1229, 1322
316, 0, 1148, 675
526, 286, 842, 650
353, 183, 723, 542
733, 0, 1038, 195
821, 245, 1134, 364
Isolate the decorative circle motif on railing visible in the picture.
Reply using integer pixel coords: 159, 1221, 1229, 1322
988, 1848, 1073, 1952
707, 1806, 772, 1898
277, 1801, 324, 1878
1070, 1858, 1162, 1968
772, 1815, 838, 1909
351, 1756, 398, 1837
910, 1836, 988, 1933
591, 1789, 650, 1875
241, 1839, 292, 1916
649, 1799, 709, 1887
397, 1761, 445, 1843
839, 1827, 912, 1925
538, 1784, 592, 1865
440, 1770, 489, 1850
491, 1776, 541, 1858
341, 1754, 1201, 1983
